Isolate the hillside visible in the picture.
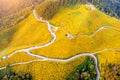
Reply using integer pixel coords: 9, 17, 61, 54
0, 1, 120, 80
0, 0, 43, 18
89, 0, 120, 19
0, 0, 43, 30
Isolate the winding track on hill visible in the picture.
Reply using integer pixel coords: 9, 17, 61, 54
1, 9, 120, 80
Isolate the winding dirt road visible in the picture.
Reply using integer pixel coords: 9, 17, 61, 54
1, 9, 120, 80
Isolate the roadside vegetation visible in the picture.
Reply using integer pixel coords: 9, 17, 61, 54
0, 66, 32, 80
67, 57, 97, 80
100, 63, 120, 80
96, 50, 120, 80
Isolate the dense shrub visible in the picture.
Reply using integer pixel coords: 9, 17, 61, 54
100, 63, 120, 80
0, 66, 32, 80
67, 57, 97, 80
88, 0, 120, 19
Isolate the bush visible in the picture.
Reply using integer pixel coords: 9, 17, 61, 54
0, 66, 32, 80
67, 57, 97, 80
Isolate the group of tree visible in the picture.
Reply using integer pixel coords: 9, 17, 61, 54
0, 66, 32, 80
100, 63, 120, 80
88, 0, 120, 19
67, 57, 97, 80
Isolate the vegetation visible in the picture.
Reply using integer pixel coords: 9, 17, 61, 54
0, 0, 43, 30
35, 0, 89, 20
100, 63, 120, 80
0, 1, 120, 80
0, 0, 43, 18
36, 0, 120, 20
1, 0, 119, 30
0, 7, 32, 30
88, 0, 120, 19
96, 50, 120, 80
36, 0, 60, 20
0, 27, 16, 51
0, 66, 32, 80
67, 57, 96, 80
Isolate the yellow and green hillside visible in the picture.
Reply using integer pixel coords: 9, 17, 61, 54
0, 3, 120, 80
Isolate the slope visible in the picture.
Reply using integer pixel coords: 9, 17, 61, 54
0, 3, 120, 80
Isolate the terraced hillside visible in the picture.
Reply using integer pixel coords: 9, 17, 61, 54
0, 0, 120, 80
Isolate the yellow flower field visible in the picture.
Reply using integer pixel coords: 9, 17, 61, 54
0, 3, 120, 80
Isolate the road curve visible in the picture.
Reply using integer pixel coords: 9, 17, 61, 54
74, 26, 120, 38
1, 53, 100, 80
0, 7, 120, 79
0, 9, 109, 80
2, 10, 57, 60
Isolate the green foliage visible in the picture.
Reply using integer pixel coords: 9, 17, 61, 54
67, 56, 97, 80
0, 66, 32, 80
0, 66, 12, 80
